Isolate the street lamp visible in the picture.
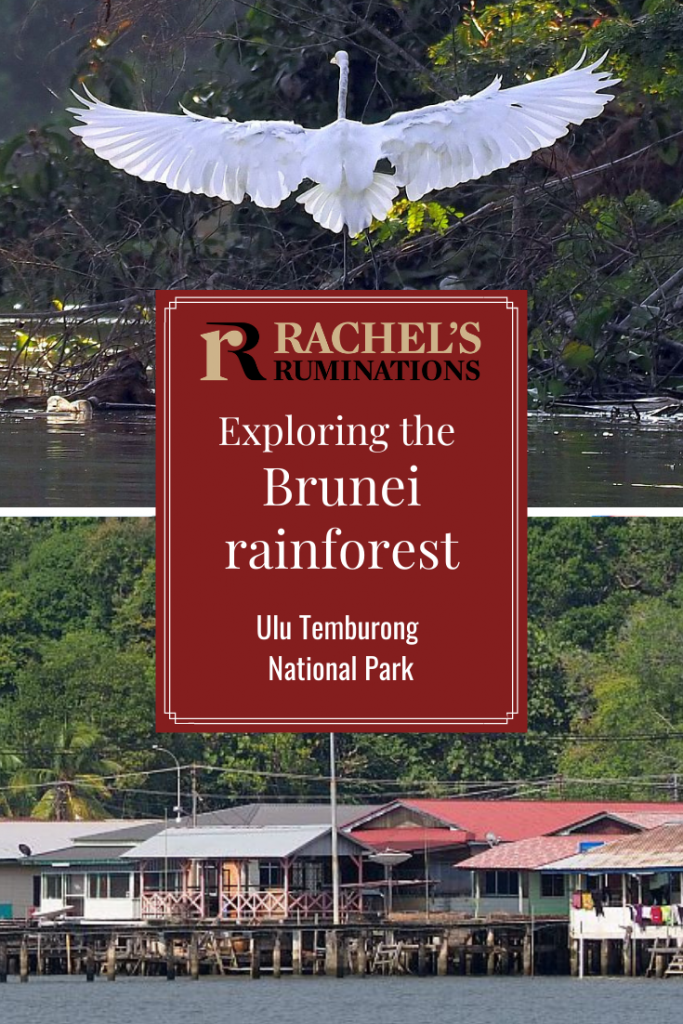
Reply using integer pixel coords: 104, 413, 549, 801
152, 744, 183, 823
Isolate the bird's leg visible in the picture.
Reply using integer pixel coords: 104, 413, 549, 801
365, 229, 380, 290
342, 226, 348, 290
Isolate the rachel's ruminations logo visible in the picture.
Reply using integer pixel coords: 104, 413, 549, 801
200, 322, 267, 381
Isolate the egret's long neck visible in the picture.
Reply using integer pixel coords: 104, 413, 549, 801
337, 61, 349, 119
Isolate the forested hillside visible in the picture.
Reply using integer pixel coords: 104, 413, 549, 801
0, 517, 681, 818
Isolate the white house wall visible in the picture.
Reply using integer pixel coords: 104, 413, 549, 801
571, 907, 683, 942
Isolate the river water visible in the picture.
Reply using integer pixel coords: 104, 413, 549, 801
528, 414, 683, 507
0, 411, 155, 507
0, 975, 676, 1024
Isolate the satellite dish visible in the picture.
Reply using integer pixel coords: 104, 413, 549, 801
485, 832, 500, 847
18, 844, 32, 857
367, 849, 412, 867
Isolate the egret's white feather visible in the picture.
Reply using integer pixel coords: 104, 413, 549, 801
68, 52, 619, 234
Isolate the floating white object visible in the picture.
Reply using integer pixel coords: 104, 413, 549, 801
46, 395, 93, 420
69, 50, 619, 235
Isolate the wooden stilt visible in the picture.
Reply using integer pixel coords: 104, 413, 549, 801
20, 938, 29, 983
166, 939, 176, 981
417, 938, 427, 977
357, 931, 368, 976
189, 934, 200, 980
86, 945, 95, 982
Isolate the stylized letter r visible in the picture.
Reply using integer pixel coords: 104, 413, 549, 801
201, 322, 267, 381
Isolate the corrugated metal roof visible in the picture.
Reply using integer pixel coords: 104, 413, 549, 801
346, 800, 683, 843
544, 823, 683, 873
0, 820, 154, 860
456, 835, 614, 871
192, 803, 378, 828
121, 825, 369, 861
88, 804, 377, 843
353, 828, 472, 852
72, 822, 164, 844
29, 845, 134, 864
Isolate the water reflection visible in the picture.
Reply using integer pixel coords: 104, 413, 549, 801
0, 411, 155, 506
529, 414, 683, 507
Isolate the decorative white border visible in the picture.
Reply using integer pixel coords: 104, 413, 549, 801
161, 295, 523, 728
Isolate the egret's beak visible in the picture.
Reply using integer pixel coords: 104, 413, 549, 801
330, 56, 338, 66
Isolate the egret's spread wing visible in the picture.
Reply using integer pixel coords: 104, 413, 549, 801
377, 54, 620, 200
69, 89, 312, 208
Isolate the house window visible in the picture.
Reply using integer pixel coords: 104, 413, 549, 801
144, 870, 183, 893
87, 874, 130, 899
541, 874, 565, 898
89, 874, 109, 899
484, 871, 519, 896
259, 862, 283, 888
109, 875, 129, 898
291, 861, 324, 892
44, 875, 63, 900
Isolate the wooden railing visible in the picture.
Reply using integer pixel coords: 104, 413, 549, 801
142, 887, 365, 922
141, 890, 204, 919
221, 889, 363, 921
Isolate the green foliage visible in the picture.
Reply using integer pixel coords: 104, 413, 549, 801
10, 720, 121, 820
1, 517, 682, 811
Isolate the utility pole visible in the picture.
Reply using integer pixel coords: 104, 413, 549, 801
330, 733, 341, 926
191, 764, 198, 827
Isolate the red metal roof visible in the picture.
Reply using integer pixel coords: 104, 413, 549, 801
456, 834, 614, 871
353, 828, 472, 852
346, 800, 683, 844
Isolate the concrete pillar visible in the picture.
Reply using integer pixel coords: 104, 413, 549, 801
272, 932, 282, 979
357, 931, 367, 976
189, 935, 200, 980
600, 939, 610, 976
522, 929, 532, 977
292, 929, 302, 976
437, 933, 449, 976
106, 939, 116, 981
0, 941, 7, 983
249, 935, 261, 979
19, 939, 29, 983
622, 938, 633, 977
486, 929, 496, 975
570, 939, 579, 977
325, 930, 343, 978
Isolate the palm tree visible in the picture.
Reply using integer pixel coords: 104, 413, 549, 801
10, 721, 121, 820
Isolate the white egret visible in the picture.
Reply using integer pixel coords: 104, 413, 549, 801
69, 50, 619, 237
